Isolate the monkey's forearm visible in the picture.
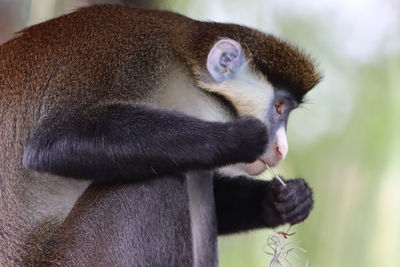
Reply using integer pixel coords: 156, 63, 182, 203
213, 173, 268, 235
23, 104, 267, 182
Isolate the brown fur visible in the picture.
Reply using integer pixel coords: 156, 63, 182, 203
0, 5, 320, 265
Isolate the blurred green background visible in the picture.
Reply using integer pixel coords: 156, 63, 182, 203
1, 0, 399, 266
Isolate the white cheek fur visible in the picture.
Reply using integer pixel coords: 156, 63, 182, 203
199, 62, 274, 120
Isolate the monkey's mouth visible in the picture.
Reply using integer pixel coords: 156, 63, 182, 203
245, 154, 280, 176
245, 157, 267, 176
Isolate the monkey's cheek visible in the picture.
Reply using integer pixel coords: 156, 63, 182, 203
245, 160, 267, 176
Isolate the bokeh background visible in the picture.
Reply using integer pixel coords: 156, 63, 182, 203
1, 0, 399, 266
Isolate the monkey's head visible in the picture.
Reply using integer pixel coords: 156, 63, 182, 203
191, 29, 321, 176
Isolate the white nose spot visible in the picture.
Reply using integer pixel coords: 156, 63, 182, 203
276, 126, 288, 159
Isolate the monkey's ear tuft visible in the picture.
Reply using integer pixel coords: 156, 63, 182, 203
207, 39, 244, 82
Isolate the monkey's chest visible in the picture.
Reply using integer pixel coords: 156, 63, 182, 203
186, 171, 218, 267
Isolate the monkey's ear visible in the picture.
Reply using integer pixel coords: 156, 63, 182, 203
207, 39, 244, 82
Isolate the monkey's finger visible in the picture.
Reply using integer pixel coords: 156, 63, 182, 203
274, 178, 307, 202
282, 185, 312, 213
285, 197, 314, 224
271, 178, 287, 199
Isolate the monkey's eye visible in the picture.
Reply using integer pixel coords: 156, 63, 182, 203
275, 103, 283, 115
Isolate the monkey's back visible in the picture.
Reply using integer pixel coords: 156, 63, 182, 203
0, 5, 188, 181
0, 5, 217, 265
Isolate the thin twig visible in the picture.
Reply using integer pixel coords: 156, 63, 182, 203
266, 165, 286, 187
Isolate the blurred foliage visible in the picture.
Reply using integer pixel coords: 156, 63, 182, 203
1, 0, 399, 266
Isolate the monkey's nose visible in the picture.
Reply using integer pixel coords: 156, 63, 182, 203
276, 144, 288, 160
276, 146, 283, 159
275, 126, 288, 160
276, 141, 288, 160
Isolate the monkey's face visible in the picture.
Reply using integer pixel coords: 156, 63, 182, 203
245, 90, 298, 175
202, 38, 300, 176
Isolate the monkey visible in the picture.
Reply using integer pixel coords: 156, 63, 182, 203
0, 5, 320, 266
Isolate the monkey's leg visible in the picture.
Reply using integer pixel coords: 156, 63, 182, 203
23, 104, 267, 182
213, 172, 313, 235
44, 175, 194, 266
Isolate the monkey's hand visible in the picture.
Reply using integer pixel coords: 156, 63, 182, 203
227, 116, 268, 163
262, 178, 313, 227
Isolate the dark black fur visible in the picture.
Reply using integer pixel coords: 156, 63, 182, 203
214, 174, 313, 234
23, 104, 268, 182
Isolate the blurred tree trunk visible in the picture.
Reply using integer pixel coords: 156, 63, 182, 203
0, 1, 21, 44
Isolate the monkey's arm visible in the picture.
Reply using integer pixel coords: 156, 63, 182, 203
23, 104, 267, 182
213, 172, 313, 235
